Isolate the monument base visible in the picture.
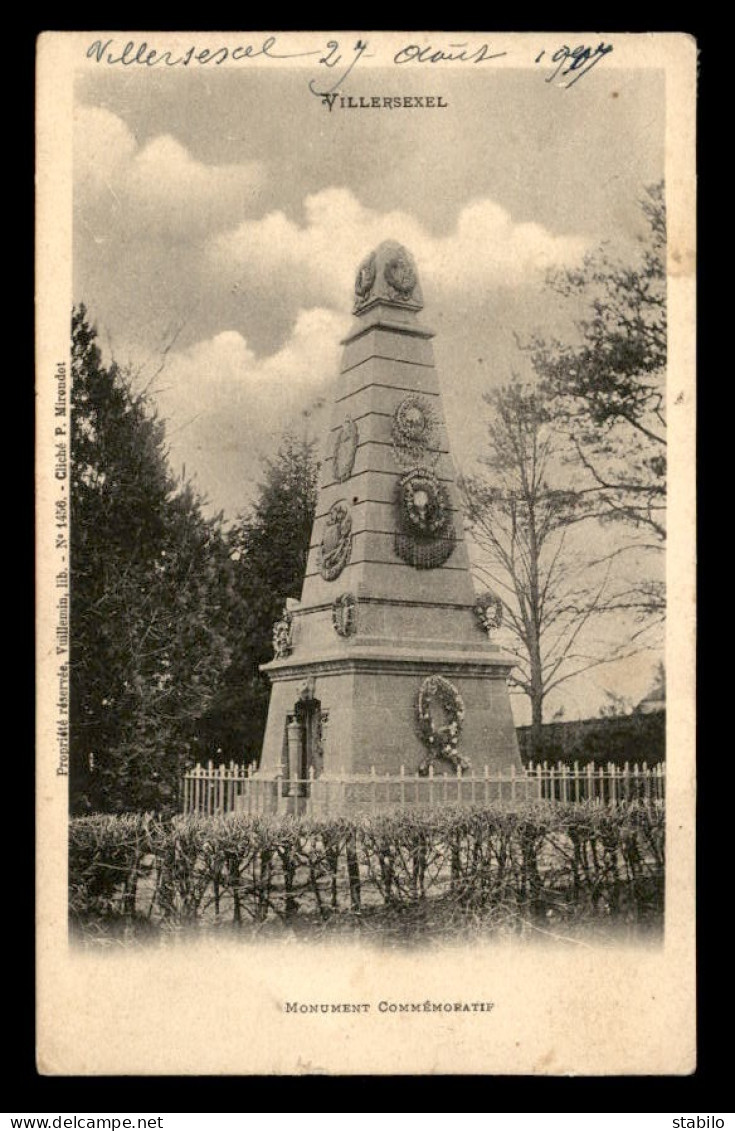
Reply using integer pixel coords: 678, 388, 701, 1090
259, 646, 521, 781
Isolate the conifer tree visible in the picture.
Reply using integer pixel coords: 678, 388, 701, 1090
70, 306, 233, 812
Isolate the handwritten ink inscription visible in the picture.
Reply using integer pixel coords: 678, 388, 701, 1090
393, 42, 507, 65
86, 36, 323, 67
309, 39, 371, 96
535, 42, 614, 88
84, 35, 614, 92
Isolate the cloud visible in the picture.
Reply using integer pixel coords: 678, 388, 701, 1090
207, 187, 588, 308
159, 306, 348, 406
74, 106, 265, 237
144, 307, 349, 512
74, 106, 138, 194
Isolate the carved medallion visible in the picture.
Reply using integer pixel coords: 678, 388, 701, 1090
318, 500, 353, 581
384, 250, 417, 301
394, 470, 455, 569
398, 470, 451, 538
332, 592, 357, 637
391, 395, 439, 469
332, 416, 359, 482
272, 607, 293, 659
473, 591, 503, 636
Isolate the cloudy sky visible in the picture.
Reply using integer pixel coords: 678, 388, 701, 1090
73, 53, 665, 718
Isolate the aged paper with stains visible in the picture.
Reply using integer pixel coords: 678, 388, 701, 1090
36, 31, 696, 1075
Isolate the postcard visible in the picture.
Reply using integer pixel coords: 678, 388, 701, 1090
36, 31, 696, 1075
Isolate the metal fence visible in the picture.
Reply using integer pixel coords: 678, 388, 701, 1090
182, 760, 665, 818
526, 759, 665, 805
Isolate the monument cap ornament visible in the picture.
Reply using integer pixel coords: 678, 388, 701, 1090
354, 252, 376, 305
353, 240, 424, 314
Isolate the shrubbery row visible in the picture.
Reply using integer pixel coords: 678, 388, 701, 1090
69, 803, 665, 940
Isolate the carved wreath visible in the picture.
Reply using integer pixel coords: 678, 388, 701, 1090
416, 675, 470, 774
332, 591, 357, 637
473, 591, 504, 635
398, 470, 450, 539
354, 252, 376, 308
391, 395, 439, 469
272, 609, 293, 659
394, 470, 455, 569
318, 500, 352, 581
384, 252, 417, 301
332, 417, 359, 483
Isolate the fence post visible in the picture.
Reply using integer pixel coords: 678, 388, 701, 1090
216, 763, 224, 814
250, 762, 257, 816
642, 760, 650, 805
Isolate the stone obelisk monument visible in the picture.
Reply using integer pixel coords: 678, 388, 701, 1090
260, 241, 522, 783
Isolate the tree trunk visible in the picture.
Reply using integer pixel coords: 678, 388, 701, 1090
529, 694, 544, 761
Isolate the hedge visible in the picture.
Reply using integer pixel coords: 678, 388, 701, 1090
516, 711, 666, 766
69, 802, 665, 943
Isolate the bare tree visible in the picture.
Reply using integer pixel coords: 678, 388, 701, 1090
528, 182, 667, 624
461, 380, 644, 756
